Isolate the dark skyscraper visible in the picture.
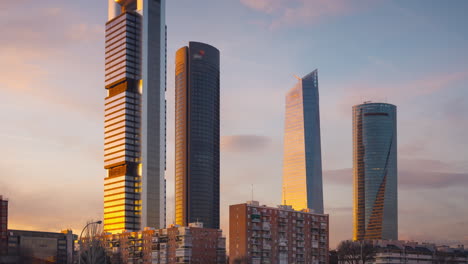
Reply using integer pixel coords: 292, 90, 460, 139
282, 70, 324, 214
0, 196, 7, 256
175, 42, 220, 229
353, 102, 398, 240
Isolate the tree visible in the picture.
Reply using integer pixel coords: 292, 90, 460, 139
329, 249, 339, 264
337, 240, 376, 264
79, 220, 110, 264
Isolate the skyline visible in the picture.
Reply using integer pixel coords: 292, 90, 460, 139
0, 0, 467, 248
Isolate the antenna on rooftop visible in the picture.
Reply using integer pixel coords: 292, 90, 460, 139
251, 184, 254, 201
283, 186, 287, 205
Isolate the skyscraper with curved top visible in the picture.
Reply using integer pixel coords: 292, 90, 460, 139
175, 42, 220, 229
103, 0, 166, 234
353, 102, 398, 240
282, 70, 324, 214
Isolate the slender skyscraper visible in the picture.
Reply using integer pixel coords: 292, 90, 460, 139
282, 70, 324, 214
175, 42, 220, 229
353, 102, 398, 240
103, 0, 166, 234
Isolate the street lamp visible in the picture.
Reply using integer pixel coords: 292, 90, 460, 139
78, 220, 102, 264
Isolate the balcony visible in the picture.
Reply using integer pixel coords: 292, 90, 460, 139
263, 244, 272, 250
252, 246, 261, 252
252, 239, 261, 245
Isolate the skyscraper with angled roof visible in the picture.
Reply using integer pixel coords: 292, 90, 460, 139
282, 70, 324, 214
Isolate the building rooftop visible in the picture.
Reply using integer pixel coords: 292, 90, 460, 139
242, 201, 328, 216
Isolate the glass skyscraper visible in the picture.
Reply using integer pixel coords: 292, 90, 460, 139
282, 70, 324, 214
103, 0, 166, 234
353, 102, 398, 240
175, 42, 220, 229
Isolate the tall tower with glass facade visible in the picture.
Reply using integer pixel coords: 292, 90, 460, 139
175, 42, 220, 229
353, 102, 398, 240
282, 70, 324, 214
103, 0, 166, 234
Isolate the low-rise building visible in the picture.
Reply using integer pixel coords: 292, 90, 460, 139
229, 201, 329, 264
105, 223, 226, 264
372, 240, 468, 264
7, 229, 76, 263
337, 240, 468, 264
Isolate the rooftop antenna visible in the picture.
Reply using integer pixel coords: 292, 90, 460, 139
283, 186, 287, 205
251, 184, 254, 201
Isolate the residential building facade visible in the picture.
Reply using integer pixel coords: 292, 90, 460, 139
0, 196, 7, 256
105, 223, 226, 264
104, 0, 167, 234
7, 229, 76, 264
353, 102, 398, 240
283, 70, 324, 214
371, 240, 467, 264
174, 42, 220, 229
230, 201, 329, 264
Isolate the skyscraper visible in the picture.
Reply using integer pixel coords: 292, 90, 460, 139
103, 0, 166, 234
0, 196, 7, 256
282, 70, 324, 214
353, 102, 398, 240
175, 42, 220, 229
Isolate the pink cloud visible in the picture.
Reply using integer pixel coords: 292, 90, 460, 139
337, 69, 468, 115
239, 0, 284, 14
240, 0, 375, 29
221, 135, 272, 152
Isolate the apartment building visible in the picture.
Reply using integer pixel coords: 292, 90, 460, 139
105, 223, 226, 264
230, 201, 329, 264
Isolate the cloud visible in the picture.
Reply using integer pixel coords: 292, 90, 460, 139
0, 172, 102, 233
240, 0, 374, 29
325, 159, 468, 189
337, 69, 468, 115
221, 135, 272, 152
0, 3, 104, 118
240, 0, 284, 14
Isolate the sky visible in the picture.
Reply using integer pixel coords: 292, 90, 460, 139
1, 0, 467, 249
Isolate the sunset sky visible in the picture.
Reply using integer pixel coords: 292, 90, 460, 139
1, 0, 467, 248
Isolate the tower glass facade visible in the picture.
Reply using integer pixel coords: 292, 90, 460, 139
353, 102, 398, 240
282, 70, 324, 214
104, 0, 166, 234
175, 42, 220, 229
